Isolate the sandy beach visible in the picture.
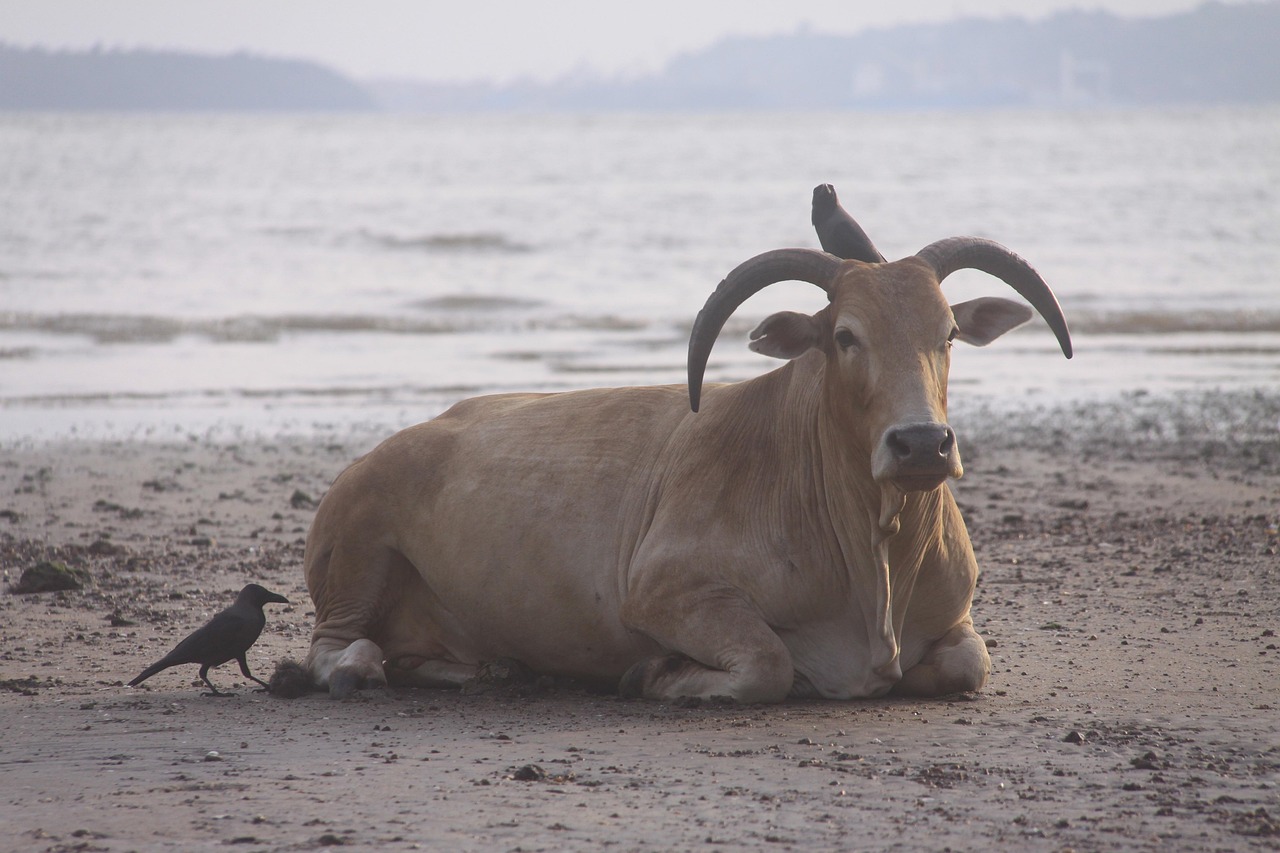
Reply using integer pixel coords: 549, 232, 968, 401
2, 391, 1278, 852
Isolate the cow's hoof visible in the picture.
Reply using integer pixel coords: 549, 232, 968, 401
329, 669, 387, 699
618, 653, 691, 699
617, 661, 647, 698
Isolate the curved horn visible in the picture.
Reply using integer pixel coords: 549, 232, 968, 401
688, 248, 842, 412
916, 237, 1073, 359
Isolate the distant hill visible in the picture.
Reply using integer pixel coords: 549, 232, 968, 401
3, 2, 1275, 113
371, 1, 1280, 112
0, 44, 375, 111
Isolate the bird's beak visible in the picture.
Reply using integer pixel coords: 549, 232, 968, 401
268, 593, 290, 605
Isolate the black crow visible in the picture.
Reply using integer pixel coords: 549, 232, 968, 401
811, 183, 886, 263
129, 583, 289, 695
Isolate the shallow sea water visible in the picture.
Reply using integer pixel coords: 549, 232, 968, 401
1, 108, 1278, 441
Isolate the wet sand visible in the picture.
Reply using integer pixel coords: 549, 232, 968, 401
1, 391, 1278, 852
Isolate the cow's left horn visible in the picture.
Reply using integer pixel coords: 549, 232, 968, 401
688, 248, 842, 412
916, 237, 1073, 359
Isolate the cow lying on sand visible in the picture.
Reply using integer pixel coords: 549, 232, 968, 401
301, 186, 1072, 702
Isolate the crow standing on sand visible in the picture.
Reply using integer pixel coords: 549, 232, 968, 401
129, 583, 289, 695
811, 183, 887, 263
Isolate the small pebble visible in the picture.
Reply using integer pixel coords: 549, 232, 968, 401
511, 764, 545, 782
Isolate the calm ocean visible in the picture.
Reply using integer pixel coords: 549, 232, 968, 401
2, 108, 1278, 441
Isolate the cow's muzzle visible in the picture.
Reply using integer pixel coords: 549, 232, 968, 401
874, 422, 963, 492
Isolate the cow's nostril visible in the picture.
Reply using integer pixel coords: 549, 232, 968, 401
885, 423, 955, 463
887, 430, 911, 459
939, 428, 955, 456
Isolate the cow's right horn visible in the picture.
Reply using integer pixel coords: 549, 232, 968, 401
916, 237, 1073, 359
688, 248, 842, 412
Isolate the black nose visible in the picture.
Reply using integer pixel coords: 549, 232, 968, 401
886, 423, 955, 462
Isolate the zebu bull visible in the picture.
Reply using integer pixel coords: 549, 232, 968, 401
301, 189, 1072, 702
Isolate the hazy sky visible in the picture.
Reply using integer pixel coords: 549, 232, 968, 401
2, 0, 1241, 82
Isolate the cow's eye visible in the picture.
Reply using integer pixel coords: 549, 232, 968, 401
834, 328, 859, 350
948, 327, 959, 342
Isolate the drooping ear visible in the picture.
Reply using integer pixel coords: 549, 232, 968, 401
950, 297, 1034, 347
748, 311, 822, 360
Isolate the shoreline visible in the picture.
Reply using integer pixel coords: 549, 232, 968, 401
2, 389, 1278, 851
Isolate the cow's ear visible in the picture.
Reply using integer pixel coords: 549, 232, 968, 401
950, 297, 1033, 347
749, 311, 822, 359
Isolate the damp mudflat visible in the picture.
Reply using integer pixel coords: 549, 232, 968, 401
0, 394, 1277, 851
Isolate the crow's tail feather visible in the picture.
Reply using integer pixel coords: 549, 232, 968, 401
128, 660, 170, 687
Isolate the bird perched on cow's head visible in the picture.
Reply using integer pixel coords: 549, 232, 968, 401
688, 185, 1071, 511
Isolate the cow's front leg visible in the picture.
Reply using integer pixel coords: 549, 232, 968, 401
618, 589, 793, 704
892, 620, 990, 697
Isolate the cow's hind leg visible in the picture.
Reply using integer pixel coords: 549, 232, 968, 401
892, 620, 990, 697
304, 539, 403, 698
306, 539, 474, 697
619, 590, 794, 704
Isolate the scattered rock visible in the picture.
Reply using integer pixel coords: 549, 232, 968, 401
1064, 730, 1086, 744
511, 764, 546, 782
290, 490, 317, 509
0, 676, 44, 695
86, 539, 125, 556
11, 561, 91, 594
1234, 807, 1278, 838
1130, 751, 1163, 770
92, 499, 143, 519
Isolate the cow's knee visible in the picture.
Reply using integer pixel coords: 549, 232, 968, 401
894, 624, 990, 697
734, 644, 794, 703
308, 638, 388, 699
